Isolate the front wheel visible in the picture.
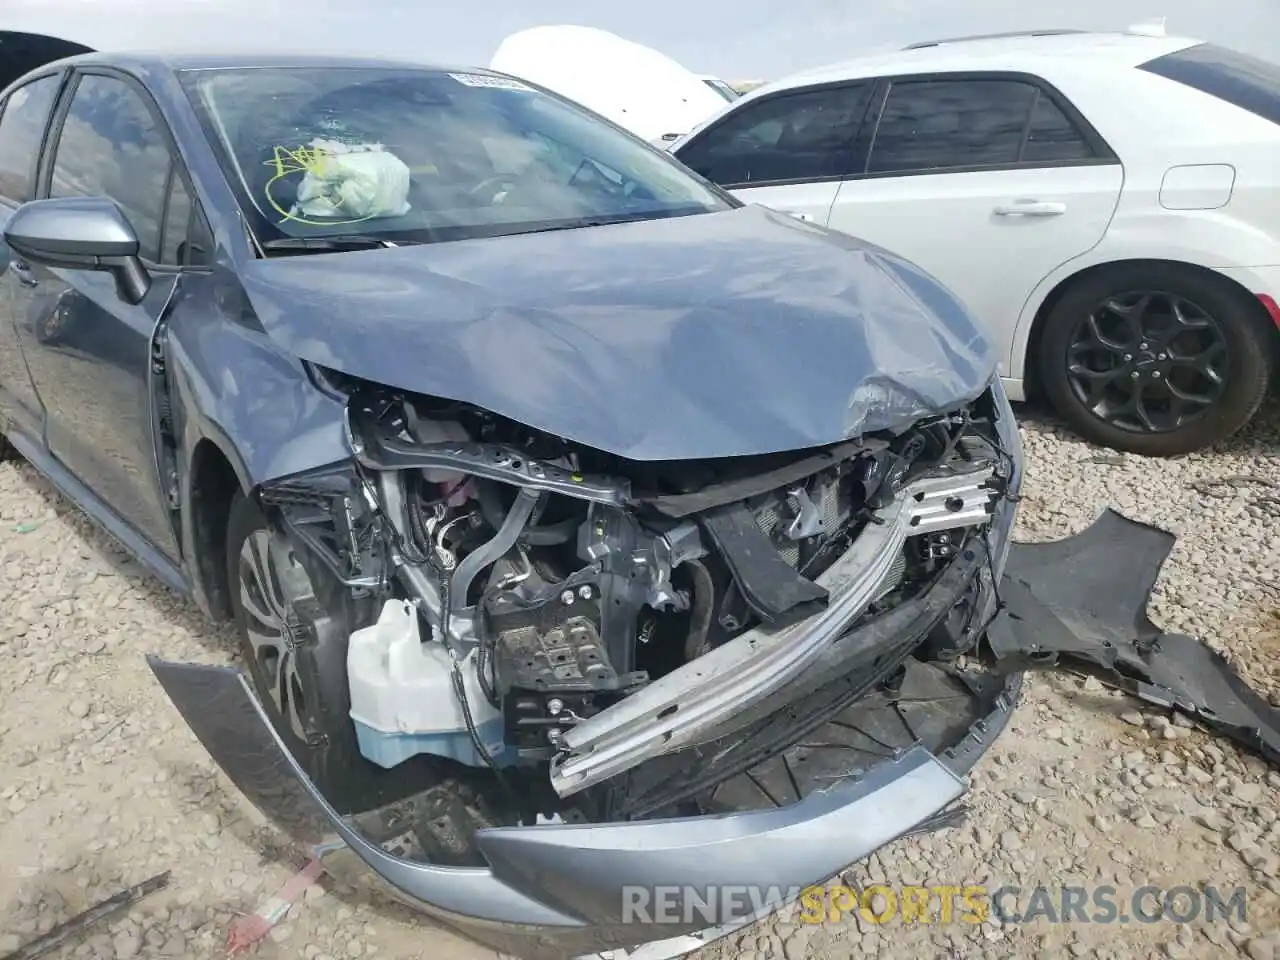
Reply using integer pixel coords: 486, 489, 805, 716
225, 492, 424, 814
35, 306, 74, 346
1037, 265, 1273, 456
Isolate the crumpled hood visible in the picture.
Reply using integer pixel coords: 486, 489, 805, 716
239, 204, 996, 461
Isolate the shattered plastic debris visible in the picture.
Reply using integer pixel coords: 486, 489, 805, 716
992, 508, 1280, 767
225, 857, 326, 955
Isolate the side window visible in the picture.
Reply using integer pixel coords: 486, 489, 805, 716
160, 175, 213, 267
867, 79, 1037, 174
1021, 91, 1095, 162
161, 174, 191, 264
675, 84, 873, 186
49, 74, 172, 261
0, 75, 62, 205
188, 205, 214, 266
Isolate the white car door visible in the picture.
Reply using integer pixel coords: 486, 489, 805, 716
730, 182, 838, 224
827, 76, 1124, 374
672, 81, 877, 226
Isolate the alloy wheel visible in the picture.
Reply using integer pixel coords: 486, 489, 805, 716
1064, 290, 1229, 433
238, 530, 320, 743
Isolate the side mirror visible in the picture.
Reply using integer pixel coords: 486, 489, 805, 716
3, 196, 151, 305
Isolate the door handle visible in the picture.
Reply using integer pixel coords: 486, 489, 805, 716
993, 200, 1066, 217
10, 259, 38, 287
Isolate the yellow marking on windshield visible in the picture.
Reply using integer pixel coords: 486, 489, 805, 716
262, 144, 380, 227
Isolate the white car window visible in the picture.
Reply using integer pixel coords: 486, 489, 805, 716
867, 79, 1038, 174
1021, 92, 1095, 163
675, 83, 873, 186
1140, 42, 1280, 126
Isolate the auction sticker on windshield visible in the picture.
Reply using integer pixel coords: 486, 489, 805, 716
448, 73, 532, 91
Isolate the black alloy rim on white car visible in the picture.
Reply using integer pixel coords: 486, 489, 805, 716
1064, 289, 1230, 434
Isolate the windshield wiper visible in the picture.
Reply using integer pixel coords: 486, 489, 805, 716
505, 209, 709, 238
260, 235, 400, 253
507, 215, 649, 237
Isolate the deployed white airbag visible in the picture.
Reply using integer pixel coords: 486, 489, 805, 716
292, 139, 412, 221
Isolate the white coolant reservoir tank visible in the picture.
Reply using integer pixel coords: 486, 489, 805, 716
347, 599, 508, 769
406, 416, 470, 484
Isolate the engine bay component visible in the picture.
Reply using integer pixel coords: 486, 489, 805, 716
268, 388, 1018, 810
552, 458, 1004, 796
700, 499, 829, 626
448, 486, 540, 618
346, 397, 631, 505
488, 603, 641, 762
612, 535, 998, 818
634, 437, 884, 518
144, 371, 1035, 957
347, 599, 509, 768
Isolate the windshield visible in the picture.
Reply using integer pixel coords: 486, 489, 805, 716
703, 78, 741, 102
1139, 43, 1280, 127
179, 66, 732, 245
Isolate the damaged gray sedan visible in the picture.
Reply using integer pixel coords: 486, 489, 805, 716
0, 51, 1024, 958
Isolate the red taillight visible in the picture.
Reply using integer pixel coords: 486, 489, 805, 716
1259, 294, 1280, 330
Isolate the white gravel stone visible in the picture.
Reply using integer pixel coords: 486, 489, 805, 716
1235, 782, 1264, 804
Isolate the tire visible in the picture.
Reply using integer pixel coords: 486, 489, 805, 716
35, 306, 73, 346
1038, 264, 1273, 456
225, 491, 427, 814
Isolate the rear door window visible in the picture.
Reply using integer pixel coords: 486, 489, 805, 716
867, 79, 1037, 174
0, 74, 62, 205
1139, 42, 1280, 126
675, 83, 874, 186
1021, 91, 1096, 162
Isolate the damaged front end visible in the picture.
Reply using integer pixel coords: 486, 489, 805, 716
153, 375, 1025, 957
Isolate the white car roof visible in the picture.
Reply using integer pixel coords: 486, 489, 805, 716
758, 30, 1204, 95
489, 26, 726, 142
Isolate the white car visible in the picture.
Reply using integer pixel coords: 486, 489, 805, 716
670, 25, 1280, 455
699, 74, 742, 102
490, 25, 726, 143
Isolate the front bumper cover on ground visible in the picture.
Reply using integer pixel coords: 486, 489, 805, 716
990, 508, 1280, 765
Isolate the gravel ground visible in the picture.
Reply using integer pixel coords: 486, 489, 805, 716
1, 400, 1278, 960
